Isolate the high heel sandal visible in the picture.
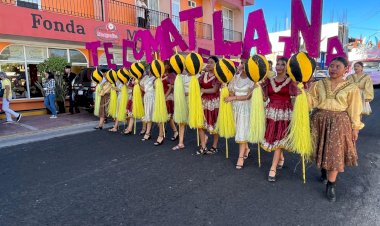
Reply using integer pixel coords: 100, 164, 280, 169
154, 137, 164, 146
123, 129, 132, 135
277, 159, 285, 170
236, 157, 245, 170
139, 130, 146, 136
94, 126, 103, 130
142, 133, 151, 141
268, 169, 277, 182
171, 131, 179, 141
196, 147, 207, 155
206, 146, 218, 155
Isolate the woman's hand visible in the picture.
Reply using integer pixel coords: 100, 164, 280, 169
224, 96, 234, 102
352, 129, 359, 141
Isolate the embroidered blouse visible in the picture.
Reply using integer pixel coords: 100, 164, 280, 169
346, 73, 374, 102
307, 78, 364, 130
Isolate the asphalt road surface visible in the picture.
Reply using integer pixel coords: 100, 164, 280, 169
1, 90, 379, 226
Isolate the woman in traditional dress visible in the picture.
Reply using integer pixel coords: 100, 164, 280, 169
307, 57, 363, 202
140, 66, 155, 141
108, 80, 123, 132
261, 57, 297, 182
154, 60, 178, 146
123, 77, 140, 135
172, 69, 191, 150
225, 62, 254, 169
95, 72, 112, 129
196, 56, 221, 155
346, 61, 374, 115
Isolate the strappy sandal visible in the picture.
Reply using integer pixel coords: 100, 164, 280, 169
139, 130, 146, 136
268, 169, 277, 182
206, 146, 218, 155
123, 129, 132, 135
172, 144, 185, 151
154, 136, 164, 146
108, 128, 118, 132
196, 147, 207, 155
277, 159, 285, 170
236, 157, 245, 170
171, 131, 179, 141
142, 133, 151, 141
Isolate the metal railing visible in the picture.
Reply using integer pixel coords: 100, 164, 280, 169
108, 0, 169, 30
171, 15, 213, 40
223, 28, 243, 41
1, 0, 104, 20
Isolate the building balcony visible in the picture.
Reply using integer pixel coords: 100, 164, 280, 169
171, 15, 213, 40
1, 0, 104, 20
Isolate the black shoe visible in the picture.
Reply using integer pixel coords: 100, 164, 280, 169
142, 133, 151, 141
326, 181, 336, 202
154, 137, 164, 146
94, 126, 103, 130
171, 131, 179, 141
16, 114, 22, 122
320, 168, 328, 184
268, 169, 277, 182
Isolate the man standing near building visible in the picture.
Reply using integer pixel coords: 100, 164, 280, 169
64, 66, 80, 114
0, 72, 22, 123
136, 0, 148, 28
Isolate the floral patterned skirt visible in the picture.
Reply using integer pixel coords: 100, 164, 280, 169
166, 93, 174, 117
126, 95, 133, 119
99, 94, 110, 118
202, 95, 219, 133
311, 109, 358, 172
261, 101, 292, 152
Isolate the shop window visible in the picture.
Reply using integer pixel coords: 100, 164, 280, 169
0, 63, 29, 99
69, 50, 87, 64
0, 45, 25, 61
48, 48, 68, 61
25, 46, 47, 62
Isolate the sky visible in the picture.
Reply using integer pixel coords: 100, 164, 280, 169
244, 0, 380, 40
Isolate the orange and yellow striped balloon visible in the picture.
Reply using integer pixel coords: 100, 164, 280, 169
150, 59, 165, 78
117, 68, 130, 84
170, 54, 186, 74
130, 62, 145, 80
245, 55, 269, 83
287, 52, 316, 82
214, 58, 236, 84
185, 52, 203, 76
106, 69, 118, 84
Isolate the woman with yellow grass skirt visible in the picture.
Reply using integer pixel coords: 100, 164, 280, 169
123, 78, 146, 135
307, 57, 364, 202
172, 69, 191, 150
261, 57, 298, 182
346, 61, 374, 115
154, 61, 178, 146
225, 63, 254, 169
108, 80, 124, 132
140, 68, 155, 141
196, 56, 221, 155
95, 76, 112, 130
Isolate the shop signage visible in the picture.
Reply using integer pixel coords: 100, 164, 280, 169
95, 23, 120, 43
31, 13, 86, 34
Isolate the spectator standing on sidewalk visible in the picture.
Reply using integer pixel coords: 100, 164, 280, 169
65, 65, 80, 114
0, 72, 22, 123
43, 72, 57, 119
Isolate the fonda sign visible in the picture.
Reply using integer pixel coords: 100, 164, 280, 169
86, 0, 347, 69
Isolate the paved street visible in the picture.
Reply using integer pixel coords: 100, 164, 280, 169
0, 90, 379, 226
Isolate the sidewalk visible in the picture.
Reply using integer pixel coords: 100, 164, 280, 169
0, 112, 110, 148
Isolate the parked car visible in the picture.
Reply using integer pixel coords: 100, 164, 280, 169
313, 69, 329, 81
72, 67, 96, 112
350, 60, 380, 86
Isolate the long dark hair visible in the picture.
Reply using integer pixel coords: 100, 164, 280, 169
46, 72, 55, 80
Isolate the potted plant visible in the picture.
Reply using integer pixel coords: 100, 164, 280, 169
36, 57, 69, 113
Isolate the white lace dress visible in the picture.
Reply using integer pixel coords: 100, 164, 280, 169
140, 75, 155, 122
229, 74, 254, 143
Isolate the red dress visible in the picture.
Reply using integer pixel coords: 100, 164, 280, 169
162, 72, 176, 117
126, 78, 135, 118
199, 72, 221, 133
261, 77, 297, 151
